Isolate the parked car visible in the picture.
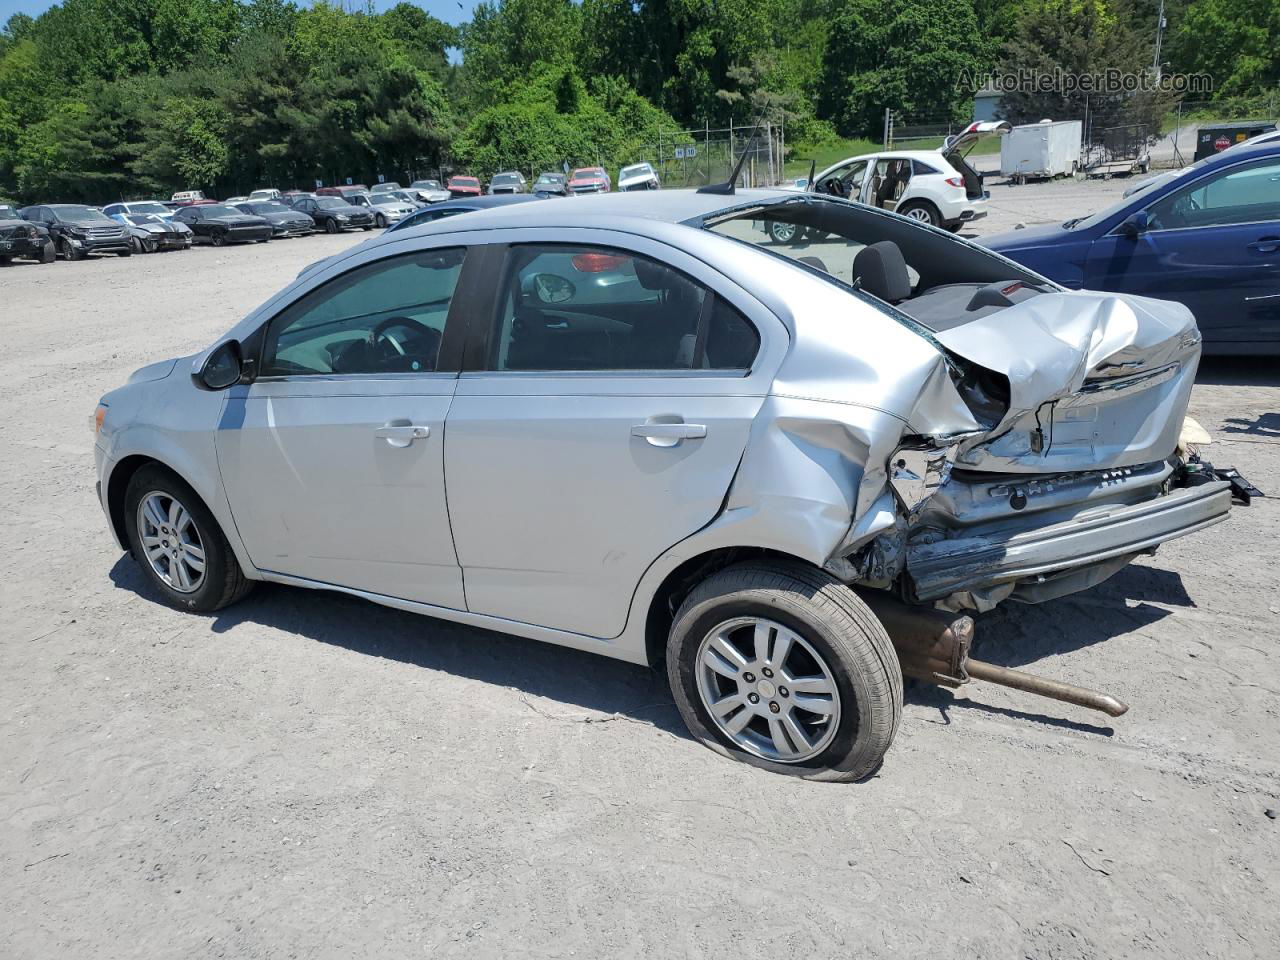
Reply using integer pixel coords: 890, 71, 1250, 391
343, 192, 418, 228
983, 140, 1280, 354
802, 121, 1010, 233
20, 204, 131, 259
532, 172, 568, 196
446, 175, 482, 198
287, 195, 375, 233
387, 189, 427, 208
115, 213, 193, 253
103, 200, 178, 222
370, 182, 402, 195
316, 185, 370, 200
224, 196, 250, 204
618, 162, 660, 191
0, 206, 55, 264
408, 179, 451, 203
232, 201, 315, 237
248, 188, 283, 201
386, 194, 541, 233
568, 166, 611, 194
488, 171, 527, 194
172, 203, 273, 246
93, 187, 1239, 781
170, 190, 209, 205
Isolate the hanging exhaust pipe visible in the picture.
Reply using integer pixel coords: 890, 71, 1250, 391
860, 593, 1129, 718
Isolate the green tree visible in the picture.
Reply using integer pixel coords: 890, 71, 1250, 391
1167, 0, 1279, 97
820, 0, 988, 138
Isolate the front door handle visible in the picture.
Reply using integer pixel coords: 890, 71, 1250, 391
631, 422, 707, 447
375, 422, 430, 447
1248, 237, 1280, 254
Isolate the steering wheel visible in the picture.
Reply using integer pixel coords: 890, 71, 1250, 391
369, 316, 439, 369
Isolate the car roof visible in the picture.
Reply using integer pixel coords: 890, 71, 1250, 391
385, 188, 792, 242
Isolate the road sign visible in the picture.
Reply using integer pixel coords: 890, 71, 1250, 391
675, 147, 686, 159
345, 176, 353, 185
687, 145, 697, 158
377, 173, 385, 183
314, 179, 323, 190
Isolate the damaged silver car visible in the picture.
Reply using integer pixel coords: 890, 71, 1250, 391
92, 187, 1244, 781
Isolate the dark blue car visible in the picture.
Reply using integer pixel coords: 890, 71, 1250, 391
387, 193, 543, 233
983, 142, 1280, 354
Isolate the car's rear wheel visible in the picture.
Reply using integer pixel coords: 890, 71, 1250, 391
124, 465, 253, 612
767, 221, 798, 244
667, 561, 902, 782
898, 201, 941, 227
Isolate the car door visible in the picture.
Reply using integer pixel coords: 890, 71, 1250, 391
443, 234, 780, 638
1084, 155, 1280, 349
215, 244, 472, 608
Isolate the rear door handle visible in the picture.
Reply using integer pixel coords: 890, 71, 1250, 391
631, 422, 707, 446
1248, 237, 1280, 253
375, 422, 430, 447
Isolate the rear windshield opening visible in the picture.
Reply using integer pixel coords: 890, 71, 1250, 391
699, 196, 1052, 333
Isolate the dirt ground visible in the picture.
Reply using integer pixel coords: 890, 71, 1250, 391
2, 184, 1277, 960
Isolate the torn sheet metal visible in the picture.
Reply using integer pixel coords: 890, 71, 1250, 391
934, 290, 1201, 472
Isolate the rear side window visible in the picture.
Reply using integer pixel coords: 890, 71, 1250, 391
261, 248, 465, 376
489, 244, 759, 373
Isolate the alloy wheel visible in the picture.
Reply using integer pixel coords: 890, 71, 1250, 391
904, 206, 935, 224
136, 491, 206, 593
769, 222, 797, 243
695, 617, 841, 763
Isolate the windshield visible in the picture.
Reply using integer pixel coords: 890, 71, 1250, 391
316, 198, 351, 209
0, 205, 17, 218
621, 164, 652, 178
535, 173, 564, 183
200, 205, 241, 217
570, 169, 600, 180
56, 206, 112, 222
451, 177, 479, 187
249, 202, 288, 213
412, 180, 441, 189
491, 174, 520, 185
127, 202, 169, 215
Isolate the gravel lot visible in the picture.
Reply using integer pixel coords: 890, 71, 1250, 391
2, 184, 1278, 960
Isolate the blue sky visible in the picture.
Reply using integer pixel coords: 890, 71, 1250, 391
1, 0, 471, 30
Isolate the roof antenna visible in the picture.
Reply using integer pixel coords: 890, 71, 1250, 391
698, 105, 769, 195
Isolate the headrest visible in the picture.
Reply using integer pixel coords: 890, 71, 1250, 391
853, 241, 911, 304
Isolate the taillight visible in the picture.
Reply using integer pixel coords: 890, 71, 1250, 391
945, 177, 965, 189
571, 252, 630, 272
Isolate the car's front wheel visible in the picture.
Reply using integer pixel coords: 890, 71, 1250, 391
375, 213, 387, 228
667, 562, 902, 782
325, 219, 339, 234
211, 231, 227, 247
123, 465, 254, 612
767, 220, 798, 244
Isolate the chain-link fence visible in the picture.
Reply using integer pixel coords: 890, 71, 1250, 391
628, 124, 786, 189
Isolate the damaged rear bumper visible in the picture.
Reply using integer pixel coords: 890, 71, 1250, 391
907, 479, 1232, 604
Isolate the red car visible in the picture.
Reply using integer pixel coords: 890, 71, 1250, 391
447, 175, 482, 198
568, 167, 611, 194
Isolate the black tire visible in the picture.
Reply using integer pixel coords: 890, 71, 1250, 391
39, 240, 56, 263
0, 255, 9, 265
60, 238, 84, 261
375, 213, 387, 228
666, 561, 902, 782
117, 247, 132, 257
123, 464, 254, 613
945, 222, 963, 233
211, 231, 227, 247
361, 225, 372, 231
897, 201, 941, 227
325, 218, 338, 234
130, 236, 143, 254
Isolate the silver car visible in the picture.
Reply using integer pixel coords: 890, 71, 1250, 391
93, 189, 1234, 780
345, 192, 417, 228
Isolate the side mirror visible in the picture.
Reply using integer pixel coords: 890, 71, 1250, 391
530, 273, 576, 304
194, 340, 244, 390
1118, 211, 1150, 239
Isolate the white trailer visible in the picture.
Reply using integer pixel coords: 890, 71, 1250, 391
1000, 120, 1083, 181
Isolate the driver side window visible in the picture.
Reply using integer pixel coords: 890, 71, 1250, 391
261, 248, 465, 377
1147, 158, 1280, 231
817, 159, 868, 199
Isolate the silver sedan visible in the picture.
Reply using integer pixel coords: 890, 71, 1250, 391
93, 189, 1233, 780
